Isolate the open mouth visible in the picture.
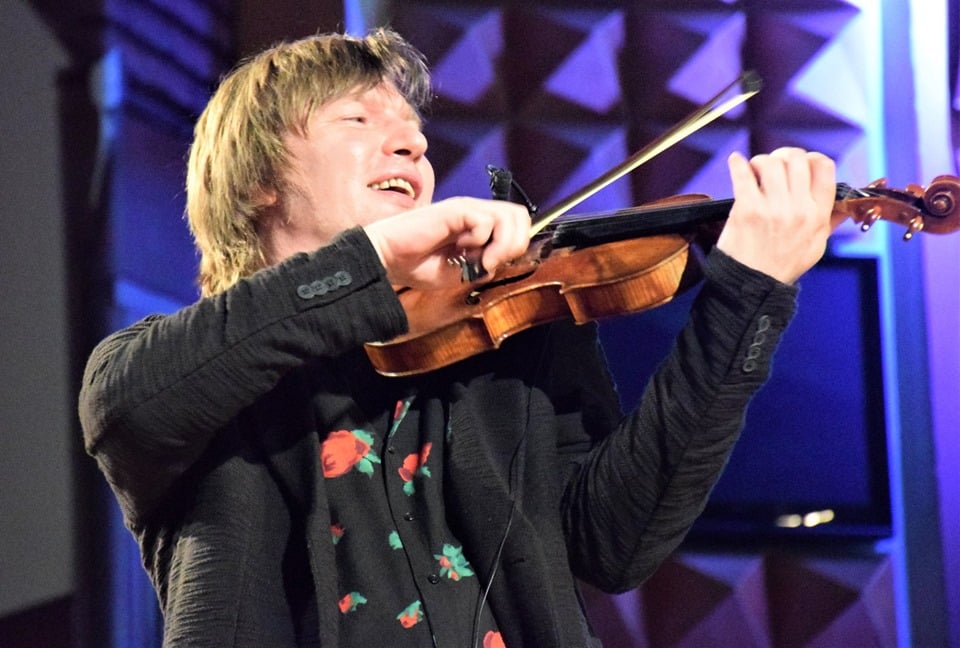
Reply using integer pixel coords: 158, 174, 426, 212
368, 177, 415, 200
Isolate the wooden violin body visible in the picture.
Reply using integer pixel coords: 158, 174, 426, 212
366, 233, 701, 377
365, 177, 960, 377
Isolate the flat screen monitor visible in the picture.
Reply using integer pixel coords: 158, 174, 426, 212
597, 255, 892, 543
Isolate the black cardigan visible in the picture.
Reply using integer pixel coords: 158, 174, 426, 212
79, 228, 798, 647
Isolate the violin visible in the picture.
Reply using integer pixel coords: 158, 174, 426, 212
365, 176, 960, 377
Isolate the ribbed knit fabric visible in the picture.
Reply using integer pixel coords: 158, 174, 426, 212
79, 229, 797, 647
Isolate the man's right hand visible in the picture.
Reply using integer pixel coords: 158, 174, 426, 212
363, 197, 532, 290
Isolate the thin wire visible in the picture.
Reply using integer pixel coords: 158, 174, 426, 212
470, 327, 551, 648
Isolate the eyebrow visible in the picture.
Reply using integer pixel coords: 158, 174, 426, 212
357, 85, 424, 127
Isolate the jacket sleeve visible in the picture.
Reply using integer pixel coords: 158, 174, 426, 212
78, 228, 407, 523
559, 248, 799, 592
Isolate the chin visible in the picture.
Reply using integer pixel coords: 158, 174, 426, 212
379, 203, 418, 219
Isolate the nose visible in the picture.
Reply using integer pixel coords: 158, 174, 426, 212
384, 119, 428, 159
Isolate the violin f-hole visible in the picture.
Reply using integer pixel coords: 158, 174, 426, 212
465, 266, 540, 305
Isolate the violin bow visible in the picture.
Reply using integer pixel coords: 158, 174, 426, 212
529, 70, 762, 237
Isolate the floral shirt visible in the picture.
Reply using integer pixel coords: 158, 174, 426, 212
319, 377, 506, 648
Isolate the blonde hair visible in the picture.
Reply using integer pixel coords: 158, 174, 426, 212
186, 28, 431, 296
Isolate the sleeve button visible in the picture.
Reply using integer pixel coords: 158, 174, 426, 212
297, 284, 314, 299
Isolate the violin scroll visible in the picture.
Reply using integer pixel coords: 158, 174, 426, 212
922, 175, 960, 224
837, 175, 960, 240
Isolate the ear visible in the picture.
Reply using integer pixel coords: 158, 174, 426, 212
253, 185, 279, 208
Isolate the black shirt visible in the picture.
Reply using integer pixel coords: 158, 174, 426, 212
320, 379, 504, 647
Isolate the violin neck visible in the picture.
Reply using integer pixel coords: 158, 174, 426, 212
544, 182, 896, 249
546, 198, 735, 248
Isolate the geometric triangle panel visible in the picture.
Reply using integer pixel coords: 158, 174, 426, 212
745, 3, 868, 183
757, 128, 874, 210
807, 600, 890, 648
861, 558, 898, 644
382, 4, 507, 116
629, 125, 750, 202
765, 552, 866, 647
642, 558, 734, 647
582, 550, 895, 646
425, 119, 509, 200
542, 11, 624, 115
620, 7, 742, 122
681, 595, 769, 648
674, 553, 770, 647
539, 125, 631, 214
429, 9, 504, 107
578, 584, 647, 648
790, 26, 872, 128
745, 6, 861, 125
501, 7, 626, 120
507, 122, 630, 214
665, 12, 746, 110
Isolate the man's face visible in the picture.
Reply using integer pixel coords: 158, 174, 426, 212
264, 82, 435, 262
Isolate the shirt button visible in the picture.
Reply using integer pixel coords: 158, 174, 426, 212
387, 446, 396, 454
403, 512, 415, 521
428, 574, 440, 584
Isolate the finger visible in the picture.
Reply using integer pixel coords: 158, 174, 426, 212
807, 151, 837, 206
773, 147, 812, 196
727, 151, 763, 202
479, 204, 530, 273
495, 205, 530, 256
804, 152, 841, 230
453, 211, 494, 251
748, 152, 789, 199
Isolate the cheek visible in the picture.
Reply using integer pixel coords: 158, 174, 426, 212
305, 154, 362, 206
420, 160, 436, 204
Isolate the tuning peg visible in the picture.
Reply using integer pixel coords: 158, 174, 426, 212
860, 207, 882, 232
903, 216, 925, 241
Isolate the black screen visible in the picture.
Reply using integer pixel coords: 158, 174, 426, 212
597, 255, 892, 542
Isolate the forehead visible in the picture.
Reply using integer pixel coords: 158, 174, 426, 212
323, 82, 421, 123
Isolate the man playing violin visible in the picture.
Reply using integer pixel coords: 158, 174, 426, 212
79, 28, 836, 647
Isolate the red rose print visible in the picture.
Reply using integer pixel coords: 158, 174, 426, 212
320, 429, 379, 478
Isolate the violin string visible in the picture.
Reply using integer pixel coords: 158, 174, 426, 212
529, 71, 762, 238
